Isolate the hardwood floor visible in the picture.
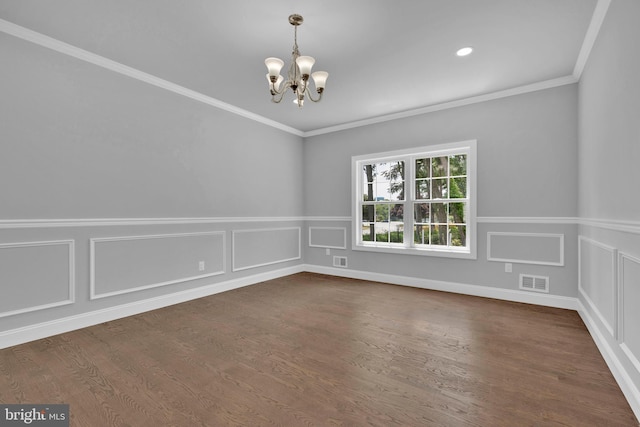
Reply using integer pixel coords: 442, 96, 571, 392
1, 273, 637, 426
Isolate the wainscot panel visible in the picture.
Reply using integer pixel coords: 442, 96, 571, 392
90, 232, 225, 299
579, 236, 617, 339
232, 227, 301, 272
487, 232, 564, 266
0, 240, 74, 317
619, 252, 640, 374
309, 226, 347, 249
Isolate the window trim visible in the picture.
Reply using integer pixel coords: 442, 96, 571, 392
351, 140, 477, 259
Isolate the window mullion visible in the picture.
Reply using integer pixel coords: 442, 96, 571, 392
405, 156, 414, 249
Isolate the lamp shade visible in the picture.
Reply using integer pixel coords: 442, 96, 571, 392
265, 57, 284, 79
311, 71, 329, 91
295, 56, 315, 76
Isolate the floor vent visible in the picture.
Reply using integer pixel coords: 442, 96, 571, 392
519, 274, 549, 293
333, 256, 348, 268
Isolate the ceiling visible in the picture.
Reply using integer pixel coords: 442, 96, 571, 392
0, 0, 600, 135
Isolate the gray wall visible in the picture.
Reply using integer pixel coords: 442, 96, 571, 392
304, 85, 579, 297
0, 32, 305, 335
1, 5, 638, 415
0, 36, 304, 219
577, 0, 640, 410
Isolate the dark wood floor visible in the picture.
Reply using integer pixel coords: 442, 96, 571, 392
1, 273, 637, 426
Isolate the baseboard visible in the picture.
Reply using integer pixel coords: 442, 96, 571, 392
302, 264, 579, 310
0, 265, 305, 349
577, 300, 640, 421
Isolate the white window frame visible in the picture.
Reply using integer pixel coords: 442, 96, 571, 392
351, 139, 477, 259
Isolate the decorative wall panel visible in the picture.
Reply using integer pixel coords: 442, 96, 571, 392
0, 240, 74, 317
91, 232, 225, 299
309, 227, 347, 249
232, 227, 301, 272
487, 232, 564, 266
619, 252, 640, 373
579, 236, 617, 338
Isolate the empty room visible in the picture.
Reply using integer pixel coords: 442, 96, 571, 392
1, 0, 639, 425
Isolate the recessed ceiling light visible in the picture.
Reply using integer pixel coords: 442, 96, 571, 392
456, 47, 473, 57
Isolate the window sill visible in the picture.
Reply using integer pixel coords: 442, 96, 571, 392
353, 243, 477, 260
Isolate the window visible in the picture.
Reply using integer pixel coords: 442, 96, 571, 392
352, 140, 476, 259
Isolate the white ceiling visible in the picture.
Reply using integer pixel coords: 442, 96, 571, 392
0, 0, 600, 135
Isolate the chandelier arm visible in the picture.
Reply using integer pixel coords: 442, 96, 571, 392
305, 86, 323, 103
269, 84, 281, 96
271, 90, 286, 103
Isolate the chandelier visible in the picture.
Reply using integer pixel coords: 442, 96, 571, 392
264, 14, 328, 107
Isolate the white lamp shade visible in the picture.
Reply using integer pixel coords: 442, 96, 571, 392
265, 57, 284, 78
295, 56, 315, 75
311, 71, 329, 90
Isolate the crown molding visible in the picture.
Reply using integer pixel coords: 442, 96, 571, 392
303, 75, 579, 137
573, 0, 612, 79
0, 0, 609, 139
0, 19, 304, 137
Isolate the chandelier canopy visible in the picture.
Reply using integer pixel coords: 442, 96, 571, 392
265, 14, 328, 108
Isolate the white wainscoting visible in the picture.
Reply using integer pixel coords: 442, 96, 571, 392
487, 232, 564, 266
578, 236, 617, 339
0, 240, 75, 318
618, 252, 640, 375
232, 227, 301, 272
90, 232, 225, 299
578, 298, 640, 422
309, 226, 347, 249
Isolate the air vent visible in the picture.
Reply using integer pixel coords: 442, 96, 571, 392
519, 274, 549, 293
333, 256, 348, 268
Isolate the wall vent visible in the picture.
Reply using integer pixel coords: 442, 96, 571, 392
519, 274, 549, 293
333, 256, 348, 268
